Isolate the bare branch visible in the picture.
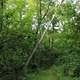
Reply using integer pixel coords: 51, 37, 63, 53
41, 1, 52, 21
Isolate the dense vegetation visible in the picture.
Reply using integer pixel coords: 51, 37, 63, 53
0, 0, 80, 80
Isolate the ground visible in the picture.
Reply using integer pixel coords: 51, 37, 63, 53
25, 66, 80, 80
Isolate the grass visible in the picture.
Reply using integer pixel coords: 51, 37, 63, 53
24, 65, 80, 80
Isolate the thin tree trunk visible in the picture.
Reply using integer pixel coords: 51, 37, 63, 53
0, 0, 4, 32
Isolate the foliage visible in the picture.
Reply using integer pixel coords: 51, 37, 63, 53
0, 0, 80, 80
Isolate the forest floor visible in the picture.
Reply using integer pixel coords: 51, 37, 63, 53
25, 66, 80, 80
